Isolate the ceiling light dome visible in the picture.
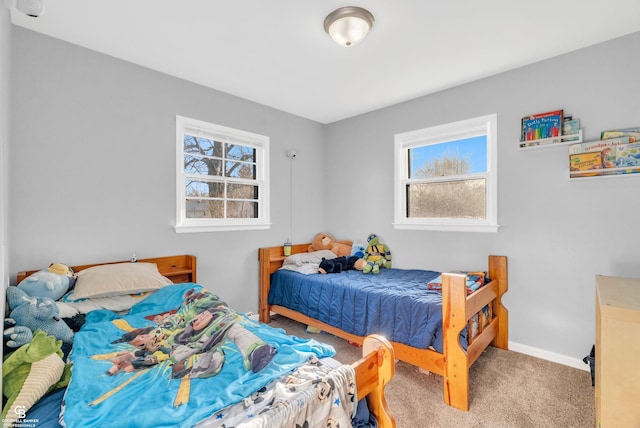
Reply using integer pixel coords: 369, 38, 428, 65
324, 6, 375, 47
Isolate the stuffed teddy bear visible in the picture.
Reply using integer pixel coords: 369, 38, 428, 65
17, 264, 75, 302
362, 233, 392, 275
4, 287, 74, 349
308, 233, 353, 257
318, 256, 365, 274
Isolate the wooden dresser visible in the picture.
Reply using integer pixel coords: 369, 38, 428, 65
595, 275, 640, 428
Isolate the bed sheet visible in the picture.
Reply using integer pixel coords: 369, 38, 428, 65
61, 283, 336, 428
269, 268, 467, 353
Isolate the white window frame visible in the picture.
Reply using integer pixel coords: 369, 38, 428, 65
175, 115, 270, 233
393, 114, 499, 233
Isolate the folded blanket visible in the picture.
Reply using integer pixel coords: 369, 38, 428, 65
427, 271, 488, 295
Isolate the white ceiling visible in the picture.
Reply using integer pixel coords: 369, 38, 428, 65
10, 0, 640, 124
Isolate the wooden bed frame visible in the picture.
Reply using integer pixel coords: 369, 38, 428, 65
15, 254, 396, 428
259, 244, 509, 411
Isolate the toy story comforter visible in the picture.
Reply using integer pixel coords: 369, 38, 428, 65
269, 268, 473, 353
61, 283, 346, 428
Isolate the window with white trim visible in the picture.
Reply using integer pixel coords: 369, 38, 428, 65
175, 116, 270, 233
394, 114, 498, 232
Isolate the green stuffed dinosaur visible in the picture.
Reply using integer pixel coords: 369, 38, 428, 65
2, 330, 71, 422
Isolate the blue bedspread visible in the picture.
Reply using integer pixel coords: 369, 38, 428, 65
269, 268, 463, 353
63, 283, 335, 428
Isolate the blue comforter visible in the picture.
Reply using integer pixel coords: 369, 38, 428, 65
269, 268, 463, 353
63, 283, 334, 428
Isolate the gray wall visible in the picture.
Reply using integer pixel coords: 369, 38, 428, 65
325, 32, 640, 363
8, 27, 326, 313
1, 9, 10, 299
8, 25, 640, 364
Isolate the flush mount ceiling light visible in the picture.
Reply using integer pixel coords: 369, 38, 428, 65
324, 6, 375, 47
3, 0, 45, 17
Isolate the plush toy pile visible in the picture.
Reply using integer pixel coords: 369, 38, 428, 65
305, 232, 392, 275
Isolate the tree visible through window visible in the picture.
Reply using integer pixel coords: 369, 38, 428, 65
176, 116, 270, 233
394, 114, 498, 232
408, 138, 486, 219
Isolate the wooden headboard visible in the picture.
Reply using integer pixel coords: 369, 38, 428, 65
16, 254, 197, 284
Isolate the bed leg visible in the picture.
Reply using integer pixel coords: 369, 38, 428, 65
442, 273, 470, 411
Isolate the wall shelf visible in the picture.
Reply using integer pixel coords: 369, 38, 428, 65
569, 166, 640, 179
518, 130, 582, 150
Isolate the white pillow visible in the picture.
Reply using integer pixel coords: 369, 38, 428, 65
282, 250, 336, 267
69, 262, 172, 300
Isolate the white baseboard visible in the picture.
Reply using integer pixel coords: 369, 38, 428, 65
508, 341, 590, 372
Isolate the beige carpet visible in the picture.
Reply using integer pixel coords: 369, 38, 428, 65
269, 316, 596, 428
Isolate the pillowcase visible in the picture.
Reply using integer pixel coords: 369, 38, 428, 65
57, 292, 155, 317
282, 250, 336, 267
280, 250, 337, 275
69, 262, 173, 301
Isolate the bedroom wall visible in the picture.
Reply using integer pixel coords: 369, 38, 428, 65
8, 27, 326, 313
8, 24, 640, 367
1, 9, 10, 302
323, 31, 640, 366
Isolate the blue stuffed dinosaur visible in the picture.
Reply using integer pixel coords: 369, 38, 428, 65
4, 287, 74, 348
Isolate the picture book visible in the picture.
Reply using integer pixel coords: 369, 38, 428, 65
601, 128, 640, 143
562, 119, 580, 141
521, 109, 563, 142
569, 152, 603, 177
615, 142, 640, 167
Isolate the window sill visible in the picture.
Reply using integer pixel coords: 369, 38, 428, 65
393, 222, 500, 233
174, 223, 271, 233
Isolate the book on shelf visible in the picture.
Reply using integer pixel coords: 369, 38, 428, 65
520, 109, 563, 142
562, 118, 580, 141
601, 128, 640, 143
569, 152, 604, 177
615, 142, 640, 168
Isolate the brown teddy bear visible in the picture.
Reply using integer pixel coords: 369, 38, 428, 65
308, 233, 353, 257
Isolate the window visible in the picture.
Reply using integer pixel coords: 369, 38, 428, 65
175, 116, 270, 233
394, 114, 498, 232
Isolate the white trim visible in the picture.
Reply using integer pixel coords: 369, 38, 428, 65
175, 115, 270, 232
394, 114, 499, 232
508, 341, 590, 372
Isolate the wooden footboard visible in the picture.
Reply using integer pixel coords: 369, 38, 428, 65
258, 245, 509, 411
354, 335, 396, 428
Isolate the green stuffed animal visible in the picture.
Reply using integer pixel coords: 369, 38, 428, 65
362, 233, 392, 274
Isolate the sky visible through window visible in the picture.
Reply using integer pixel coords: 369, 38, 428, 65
410, 135, 487, 175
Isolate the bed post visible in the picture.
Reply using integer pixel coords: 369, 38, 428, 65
258, 247, 273, 323
441, 272, 470, 411
488, 255, 509, 350
360, 335, 396, 428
